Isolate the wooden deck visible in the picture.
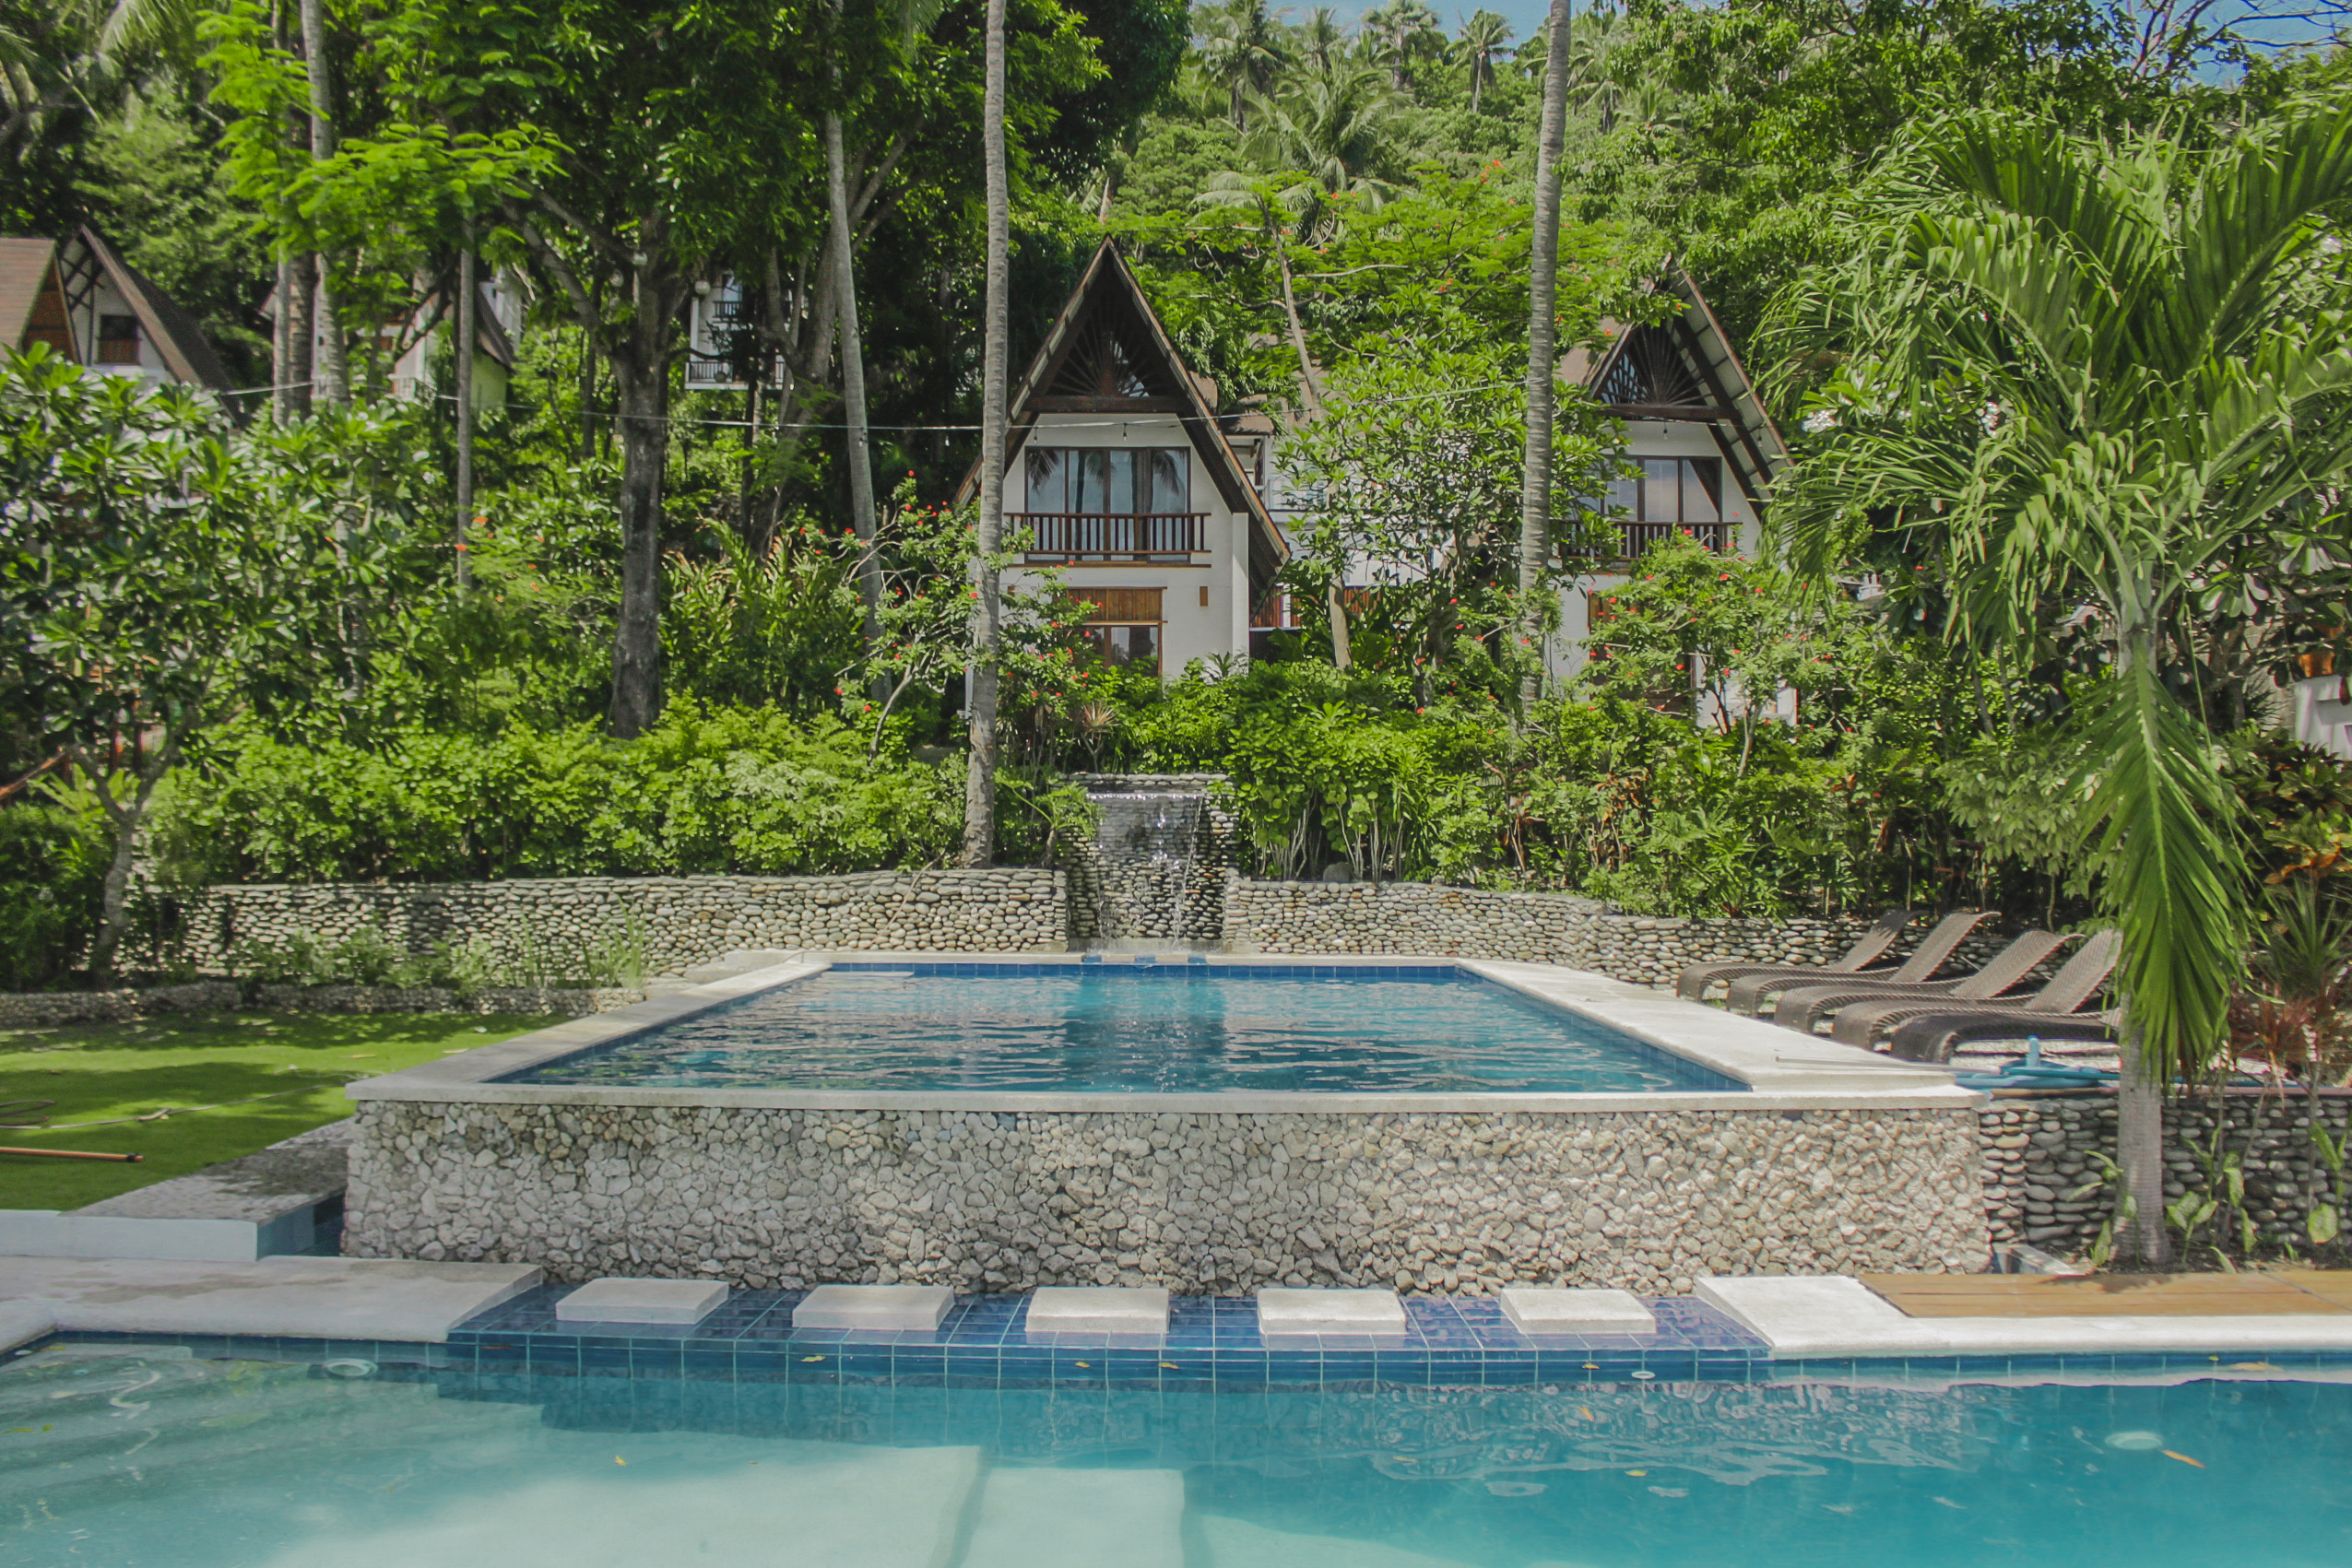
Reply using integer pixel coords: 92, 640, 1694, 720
1861, 1271, 2352, 1317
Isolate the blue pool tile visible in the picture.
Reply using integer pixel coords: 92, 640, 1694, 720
1481, 1355, 1541, 1385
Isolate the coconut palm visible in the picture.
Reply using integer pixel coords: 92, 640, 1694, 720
1206, 63, 1401, 242
1360, 0, 1439, 91
1517, 0, 1572, 704
1459, 9, 1513, 114
963, 0, 1011, 867
1198, 0, 1290, 129
1295, 6, 1344, 73
1765, 100, 2352, 1260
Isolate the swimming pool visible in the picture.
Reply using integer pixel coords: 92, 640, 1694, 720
7, 1338, 2344, 1566
507, 962, 1743, 1095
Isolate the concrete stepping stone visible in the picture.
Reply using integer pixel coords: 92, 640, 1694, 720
791, 1283, 954, 1331
554, 1278, 727, 1326
0, 1256, 541, 1341
1498, 1286, 1657, 1335
961, 1466, 1185, 1568
1022, 1286, 1170, 1336
1256, 1287, 1407, 1336
1197, 1515, 1479, 1568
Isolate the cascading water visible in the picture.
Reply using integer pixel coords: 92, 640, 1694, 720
1069, 777, 1225, 946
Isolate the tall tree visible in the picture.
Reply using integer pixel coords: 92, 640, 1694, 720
1460, 9, 1512, 114
1517, 0, 1572, 706
963, 0, 1010, 865
1768, 100, 2352, 1260
297, 0, 348, 408
1198, 0, 1287, 128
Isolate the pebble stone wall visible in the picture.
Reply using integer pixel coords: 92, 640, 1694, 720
0, 981, 238, 1028
344, 1102, 1992, 1292
170, 870, 1069, 979
1223, 877, 2018, 989
1980, 1091, 2352, 1254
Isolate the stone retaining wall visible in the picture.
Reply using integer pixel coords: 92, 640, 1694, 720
0, 982, 239, 1029
169, 870, 1069, 979
253, 984, 643, 1018
1980, 1091, 2352, 1255
345, 1101, 1990, 1293
1223, 878, 2009, 989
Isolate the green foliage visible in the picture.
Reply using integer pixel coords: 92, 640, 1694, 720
0, 792, 109, 990
663, 521, 863, 715
155, 704, 963, 885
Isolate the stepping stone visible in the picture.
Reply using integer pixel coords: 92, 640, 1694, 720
1498, 1286, 1658, 1336
1256, 1287, 1406, 1336
554, 1278, 727, 1326
1023, 1286, 1170, 1336
962, 1466, 1185, 1568
791, 1283, 954, 1331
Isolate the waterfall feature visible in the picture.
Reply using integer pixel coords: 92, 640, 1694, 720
1069, 775, 1227, 947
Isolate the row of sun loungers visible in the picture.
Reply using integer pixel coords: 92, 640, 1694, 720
1674, 913, 2122, 1063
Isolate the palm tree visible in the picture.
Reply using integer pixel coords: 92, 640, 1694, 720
1198, 0, 1289, 130
1766, 100, 2352, 1261
1360, 0, 1439, 91
1295, 6, 1344, 73
963, 0, 1010, 867
1210, 62, 1401, 241
1517, 0, 1572, 706
1460, 10, 1513, 113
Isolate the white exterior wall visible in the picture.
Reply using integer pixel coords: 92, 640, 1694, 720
1001, 411, 1251, 677
80, 273, 173, 389
1546, 421, 1761, 684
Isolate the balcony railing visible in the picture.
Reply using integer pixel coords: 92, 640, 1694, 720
1014, 513, 1208, 559
1603, 520, 1732, 559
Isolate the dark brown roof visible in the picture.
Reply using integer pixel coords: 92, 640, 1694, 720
0, 238, 61, 351
77, 226, 235, 395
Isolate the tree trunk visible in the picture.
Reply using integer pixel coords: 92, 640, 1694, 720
83, 749, 169, 980
455, 243, 477, 589
2117, 1010, 2173, 1263
824, 107, 883, 659
272, 254, 297, 421
284, 251, 313, 419
607, 340, 669, 737
300, 0, 347, 408
962, 0, 1009, 867
1517, 0, 1573, 709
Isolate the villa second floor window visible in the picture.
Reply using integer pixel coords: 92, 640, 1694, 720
1607, 457, 1722, 525
96, 313, 140, 365
1073, 585, 1162, 677
1024, 447, 1189, 514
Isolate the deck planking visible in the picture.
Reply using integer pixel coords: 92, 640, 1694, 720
1860, 1271, 2352, 1317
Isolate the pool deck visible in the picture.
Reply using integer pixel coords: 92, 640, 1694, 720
343, 950, 1979, 1113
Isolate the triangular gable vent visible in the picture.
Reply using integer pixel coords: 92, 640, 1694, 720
1596, 323, 1708, 409
1048, 316, 1164, 399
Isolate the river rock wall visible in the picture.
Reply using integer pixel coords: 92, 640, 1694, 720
345, 1101, 1990, 1294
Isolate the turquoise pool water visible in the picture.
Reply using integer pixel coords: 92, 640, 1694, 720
6, 1346, 2346, 1566
511, 963, 1740, 1094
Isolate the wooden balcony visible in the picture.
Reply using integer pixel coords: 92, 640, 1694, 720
1014, 513, 1208, 560
1601, 520, 1732, 560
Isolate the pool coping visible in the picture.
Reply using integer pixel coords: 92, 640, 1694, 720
342, 951, 1979, 1114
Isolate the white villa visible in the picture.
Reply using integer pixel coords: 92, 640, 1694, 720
0, 225, 234, 396
963, 242, 1789, 681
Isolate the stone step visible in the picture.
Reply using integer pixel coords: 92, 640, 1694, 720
2, 1121, 350, 1262
1196, 1515, 1481, 1568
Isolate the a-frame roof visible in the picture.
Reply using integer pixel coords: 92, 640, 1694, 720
1565, 269, 1790, 513
956, 242, 1289, 593
0, 228, 233, 396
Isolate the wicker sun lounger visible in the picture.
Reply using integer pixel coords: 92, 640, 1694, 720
1767, 927, 2078, 1035
1830, 928, 2120, 1048
1876, 931, 2124, 1060
1673, 907, 1914, 1005
1720, 910, 1992, 1017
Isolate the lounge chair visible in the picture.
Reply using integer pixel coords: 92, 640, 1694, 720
1767, 927, 2079, 1035
1721, 910, 1992, 1017
1673, 907, 1914, 1005
1880, 932, 2125, 1060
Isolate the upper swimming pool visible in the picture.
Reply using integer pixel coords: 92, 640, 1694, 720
506, 961, 1744, 1094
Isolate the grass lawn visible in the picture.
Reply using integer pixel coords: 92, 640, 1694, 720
0, 1010, 562, 1210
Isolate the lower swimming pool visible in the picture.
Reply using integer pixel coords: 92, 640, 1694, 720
6, 1340, 2343, 1567
507, 961, 1742, 1094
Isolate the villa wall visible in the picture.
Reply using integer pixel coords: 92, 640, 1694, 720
170, 870, 1069, 978
1222, 878, 2001, 989
344, 1101, 1991, 1294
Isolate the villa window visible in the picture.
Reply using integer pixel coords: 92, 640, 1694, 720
96, 313, 141, 365
1074, 586, 1162, 676
1020, 447, 1202, 559
1607, 456, 1727, 553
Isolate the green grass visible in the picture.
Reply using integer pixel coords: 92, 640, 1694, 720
0, 1010, 562, 1210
